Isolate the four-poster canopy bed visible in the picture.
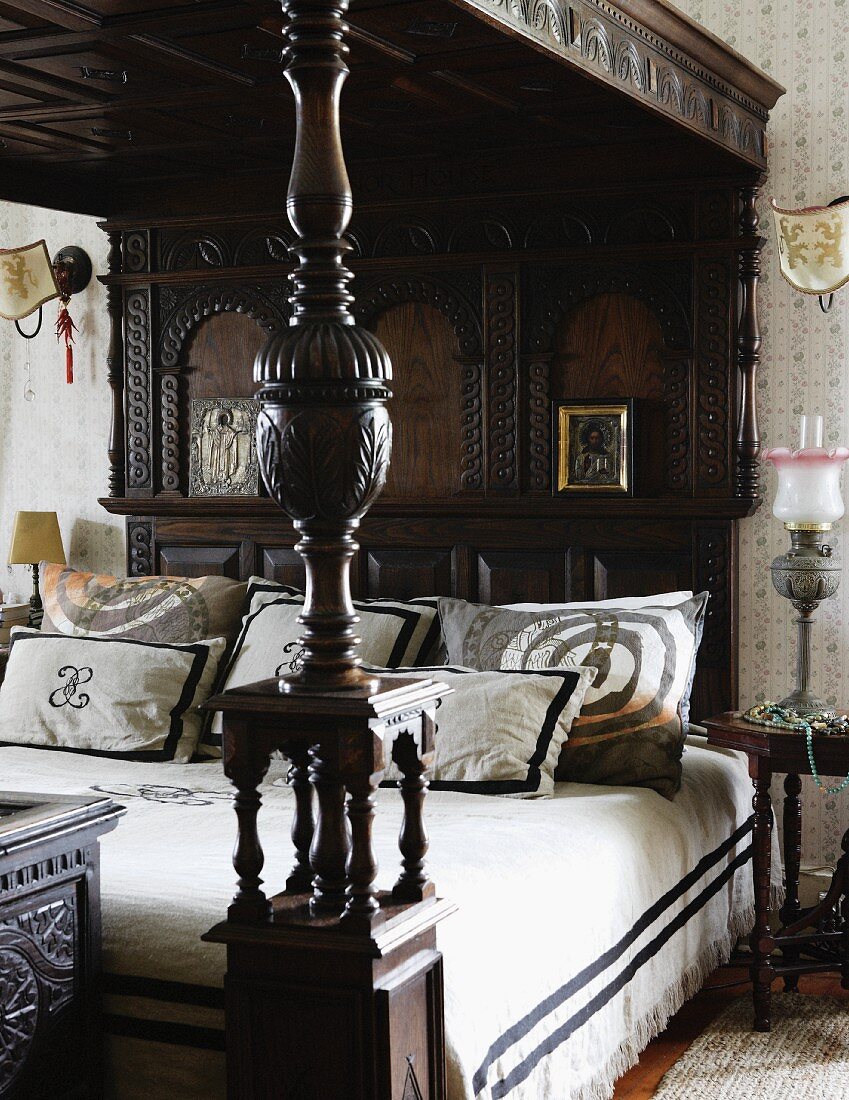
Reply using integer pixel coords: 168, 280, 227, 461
0, 0, 784, 1096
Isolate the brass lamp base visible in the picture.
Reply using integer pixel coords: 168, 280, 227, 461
770, 528, 841, 716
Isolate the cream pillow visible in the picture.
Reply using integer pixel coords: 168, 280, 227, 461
0, 628, 225, 762
375, 664, 597, 798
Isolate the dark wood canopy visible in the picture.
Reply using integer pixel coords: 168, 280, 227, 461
0, 0, 782, 218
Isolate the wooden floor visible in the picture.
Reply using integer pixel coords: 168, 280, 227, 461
612, 965, 849, 1099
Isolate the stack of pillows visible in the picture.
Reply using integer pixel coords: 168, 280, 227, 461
0, 563, 708, 799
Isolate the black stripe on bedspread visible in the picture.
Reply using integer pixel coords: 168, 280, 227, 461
473, 815, 754, 1098
104, 972, 224, 1008
104, 1014, 225, 1051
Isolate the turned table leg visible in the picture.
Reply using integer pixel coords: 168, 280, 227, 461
284, 744, 315, 894
223, 722, 273, 923
780, 772, 802, 991
308, 740, 349, 913
750, 757, 774, 1031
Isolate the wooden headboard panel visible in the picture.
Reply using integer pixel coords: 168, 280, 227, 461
100, 175, 761, 725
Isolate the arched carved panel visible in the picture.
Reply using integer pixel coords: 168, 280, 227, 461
549, 292, 689, 494
160, 284, 286, 367
355, 275, 483, 357
371, 301, 467, 498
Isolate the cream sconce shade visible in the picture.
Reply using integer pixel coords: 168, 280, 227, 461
0, 241, 60, 322
772, 196, 849, 311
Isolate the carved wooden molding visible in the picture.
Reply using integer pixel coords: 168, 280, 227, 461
525, 264, 691, 353
663, 358, 690, 491
125, 288, 152, 490
160, 372, 180, 493
695, 524, 730, 666
160, 284, 286, 368
127, 518, 154, 576
355, 274, 484, 356
162, 230, 231, 271
106, 231, 125, 497
697, 259, 731, 490
464, 0, 769, 166
526, 356, 552, 490
355, 274, 485, 491
486, 270, 518, 489
122, 230, 149, 274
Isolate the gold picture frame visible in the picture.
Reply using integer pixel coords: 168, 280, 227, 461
554, 400, 633, 495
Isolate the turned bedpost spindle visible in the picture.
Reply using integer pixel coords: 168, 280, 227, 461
284, 744, 315, 893
392, 725, 434, 903
223, 723, 273, 923
106, 231, 125, 497
341, 738, 382, 927
308, 740, 350, 911
254, 0, 392, 693
780, 772, 802, 990
736, 184, 763, 500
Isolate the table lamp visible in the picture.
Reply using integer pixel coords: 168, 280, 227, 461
7, 511, 66, 628
764, 415, 849, 713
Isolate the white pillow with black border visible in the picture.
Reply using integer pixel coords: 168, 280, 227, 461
202, 580, 443, 754
0, 628, 225, 763
373, 663, 597, 798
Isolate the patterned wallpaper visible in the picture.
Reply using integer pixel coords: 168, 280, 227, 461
0, 202, 124, 605
677, 0, 849, 867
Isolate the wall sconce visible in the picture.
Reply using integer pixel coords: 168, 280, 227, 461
0, 240, 92, 384
772, 196, 849, 313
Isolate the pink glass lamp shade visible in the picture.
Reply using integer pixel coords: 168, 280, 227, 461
764, 416, 849, 529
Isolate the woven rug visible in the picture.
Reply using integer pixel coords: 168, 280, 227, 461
653, 994, 849, 1099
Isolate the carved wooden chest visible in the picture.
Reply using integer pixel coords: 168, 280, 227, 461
0, 792, 123, 1098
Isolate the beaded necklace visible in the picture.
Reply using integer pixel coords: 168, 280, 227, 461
743, 703, 849, 795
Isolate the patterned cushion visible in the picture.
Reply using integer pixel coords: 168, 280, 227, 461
0, 628, 225, 762
375, 664, 596, 798
40, 562, 247, 645
202, 580, 443, 753
438, 594, 709, 798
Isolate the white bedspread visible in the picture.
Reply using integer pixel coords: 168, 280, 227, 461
0, 737, 778, 1100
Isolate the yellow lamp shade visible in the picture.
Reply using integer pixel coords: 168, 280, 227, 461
772, 197, 849, 296
0, 240, 60, 321
8, 511, 66, 566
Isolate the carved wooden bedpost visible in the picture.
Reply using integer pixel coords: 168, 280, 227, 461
736, 184, 763, 500
204, 1, 453, 1095
253, 0, 392, 692
105, 231, 125, 497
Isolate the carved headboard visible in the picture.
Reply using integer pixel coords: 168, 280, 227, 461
100, 176, 761, 724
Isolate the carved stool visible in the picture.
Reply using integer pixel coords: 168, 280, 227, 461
204, 674, 455, 1100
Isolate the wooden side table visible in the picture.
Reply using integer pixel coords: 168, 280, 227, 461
0, 791, 124, 1097
704, 711, 849, 1031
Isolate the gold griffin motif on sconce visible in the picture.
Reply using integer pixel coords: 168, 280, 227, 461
0, 254, 37, 301
814, 213, 844, 268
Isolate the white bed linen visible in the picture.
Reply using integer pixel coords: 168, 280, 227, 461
0, 738, 779, 1100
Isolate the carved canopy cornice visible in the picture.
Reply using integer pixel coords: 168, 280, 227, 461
450, 0, 783, 168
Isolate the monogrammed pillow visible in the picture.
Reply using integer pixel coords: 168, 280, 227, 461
0, 628, 225, 762
438, 594, 708, 797
374, 664, 596, 797
201, 580, 443, 753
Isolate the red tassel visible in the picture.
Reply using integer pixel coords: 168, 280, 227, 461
66, 344, 73, 385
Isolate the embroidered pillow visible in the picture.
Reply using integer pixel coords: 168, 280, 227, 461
375, 664, 596, 798
40, 562, 247, 645
0, 628, 225, 762
438, 594, 708, 798
201, 580, 443, 753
